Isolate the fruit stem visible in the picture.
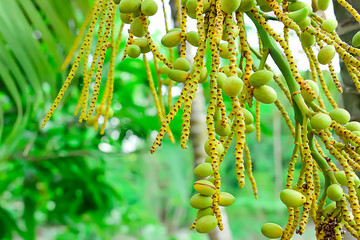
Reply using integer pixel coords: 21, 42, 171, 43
258, 49, 269, 70
247, 11, 312, 122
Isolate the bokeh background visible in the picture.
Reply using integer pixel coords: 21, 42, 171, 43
0, 0, 357, 239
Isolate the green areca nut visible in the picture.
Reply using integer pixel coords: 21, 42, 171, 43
322, 19, 338, 32
173, 58, 190, 71
218, 192, 235, 206
204, 139, 224, 156
194, 163, 214, 178
329, 108, 350, 124
220, 0, 241, 14
300, 31, 315, 48
141, 0, 158, 16
261, 223, 283, 239
161, 28, 182, 48
242, 108, 254, 125
215, 118, 232, 136
353, 31, 360, 47
345, 121, 360, 132
197, 207, 214, 219
317, 0, 331, 11
326, 184, 343, 201
323, 202, 337, 217
222, 76, 244, 97
119, 0, 141, 13
167, 69, 189, 83
301, 80, 319, 102
190, 193, 212, 209
318, 45, 336, 65
194, 180, 216, 196
253, 85, 277, 104
280, 189, 306, 208
196, 215, 218, 233
187, 31, 200, 47
249, 70, 274, 87
127, 44, 141, 58
245, 124, 255, 134
310, 113, 332, 131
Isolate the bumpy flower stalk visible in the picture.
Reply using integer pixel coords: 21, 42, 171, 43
245, 143, 257, 199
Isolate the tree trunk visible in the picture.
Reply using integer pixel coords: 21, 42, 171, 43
333, 0, 360, 120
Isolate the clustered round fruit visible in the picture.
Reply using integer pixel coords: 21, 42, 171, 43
42, 0, 360, 238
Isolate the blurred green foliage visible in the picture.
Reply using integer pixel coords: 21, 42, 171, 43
0, 1, 340, 239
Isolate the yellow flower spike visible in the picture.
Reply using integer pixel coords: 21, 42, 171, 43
232, 97, 246, 189
286, 123, 301, 189
216, 90, 228, 124
41, 0, 105, 128
86, 2, 117, 121
307, 48, 338, 108
314, 138, 338, 172
180, 5, 188, 58
79, 2, 111, 122
61, 2, 97, 70
244, 143, 258, 199
236, 12, 254, 105
189, 218, 197, 230
141, 16, 173, 68
343, 216, 359, 238
212, 0, 224, 45
318, 131, 360, 226
332, 122, 360, 147
282, 207, 294, 239
266, 0, 301, 34
336, 0, 360, 24
121, 29, 135, 61
288, 208, 300, 237
340, 198, 359, 234
255, 100, 261, 142
274, 100, 295, 137
311, 164, 320, 218
224, 15, 238, 77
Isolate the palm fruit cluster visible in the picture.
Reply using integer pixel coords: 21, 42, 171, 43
42, 0, 360, 238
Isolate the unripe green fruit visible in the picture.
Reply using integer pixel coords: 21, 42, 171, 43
214, 107, 221, 121
86, 116, 96, 127
317, 0, 330, 11
215, 118, 232, 136
353, 31, 360, 47
280, 189, 306, 208
194, 180, 216, 196
120, 13, 132, 24
161, 28, 182, 48
301, 80, 319, 102
322, 19, 338, 33
167, 69, 189, 83
205, 156, 212, 163
237, 0, 256, 12
329, 108, 351, 124
345, 121, 360, 132
298, 17, 311, 30
158, 64, 170, 75
287, 8, 309, 24
204, 139, 224, 156
335, 171, 347, 186
130, 17, 145, 37
318, 45, 336, 65
198, 66, 208, 84
242, 108, 254, 125
186, 0, 197, 14
197, 207, 214, 219
133, 37, 151, 53
245, 124, 255, 134
218, 192, 235, 206
207, 176, 215, 184
187, 31, 200, 47
196, 215, 218, 233
113, 0, 120, 4
220, 66, 243, 78
141, 0, 158, 16
194, 163, 214, 178
173, 58, 190, 71
323, 202, 337, 217
161, 78, 171, 86
259, 3, 272, 12
261, 223, 283, 239
300, 31, 315, 48
327, 184, 343, 201
127, 44, 141, 58
190, 194, 212, 209
249, 70, 274, 87
119, 0, 141, 13
310, 113, 332, 131
187, 11, 197, 19
220, 0, 241, 14
132, 9, 142, 18
216, 72, 227, 88
219, 42, 230, 59
356, 188, 360, 200
253, 85, 277, 104
288, 2, 312, 15
222, 76, 244, 97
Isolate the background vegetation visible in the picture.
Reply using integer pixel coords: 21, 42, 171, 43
0, 0, 341, 239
